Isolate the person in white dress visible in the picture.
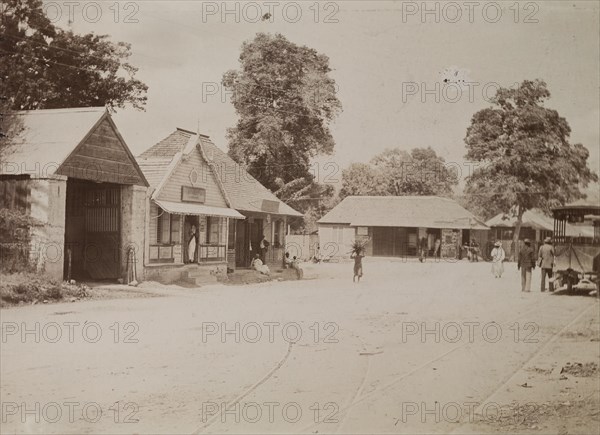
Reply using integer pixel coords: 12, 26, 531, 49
490, 241, 506, 278
188, 225, 197, 263
252, 254, 270, 275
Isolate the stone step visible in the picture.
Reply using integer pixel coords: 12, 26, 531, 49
185, 269, 215, 279
180, 274, 218, 287
192, 275, 218, 286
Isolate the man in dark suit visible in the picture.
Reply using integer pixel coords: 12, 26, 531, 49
517, 239, 536, 292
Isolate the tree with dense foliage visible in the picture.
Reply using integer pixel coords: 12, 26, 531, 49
339, 163, 387, 198
0, 0, 147, 111
1, 0, 148, 271
463, 79, 598, 255
222, 33, 341, 217
372, 147, 458, 196
339, 147, 459, 200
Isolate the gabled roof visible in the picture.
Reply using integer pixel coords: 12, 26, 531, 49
1, 107, 105, 175
1, 107, 148, 186
138, 128, 194, 159
486, 209, 554, 231
138, 129, 303, 217
318, 196, 488, 229
137, 129, 196, 198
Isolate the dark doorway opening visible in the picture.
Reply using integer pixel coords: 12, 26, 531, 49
64, 179, 121, 281
462, 229, 471, 245
372, 227, 418, 257
235, 218, 263, 267
426, 228, 441, 257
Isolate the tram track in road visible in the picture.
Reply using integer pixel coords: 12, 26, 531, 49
190, 291, 592, 435
450, 301, 599, 434
334, 332, 373, 434
192, 341, 294, 434
303, 297, 563, 433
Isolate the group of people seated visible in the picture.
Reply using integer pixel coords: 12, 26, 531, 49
250, 252, 303, 280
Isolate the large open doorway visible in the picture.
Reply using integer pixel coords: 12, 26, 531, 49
235, 217, 263, 267
64, 179, 121, 280
372, 227, 418, 257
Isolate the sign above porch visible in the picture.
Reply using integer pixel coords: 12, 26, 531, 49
181, 186, 206, 203
154, 199, 244, 219
261, 199, 280, 213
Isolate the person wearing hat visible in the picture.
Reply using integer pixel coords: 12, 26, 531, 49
517, 239, 536, 292
490, 241, 506, 278
538, 236, 555, 292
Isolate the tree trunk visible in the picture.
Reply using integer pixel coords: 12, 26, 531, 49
510, 205, 525, 261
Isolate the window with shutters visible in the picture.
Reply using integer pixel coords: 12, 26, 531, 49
150, 207, 181, 263
199, 216, 226, 262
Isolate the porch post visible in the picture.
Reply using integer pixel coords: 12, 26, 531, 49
224, 217, 230, 264
283, 216, 288, 266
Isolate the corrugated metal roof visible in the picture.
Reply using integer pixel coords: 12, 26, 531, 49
486, 210, 554, 231
154, 199, 244, 219
318, 196, 488, 229
1, 107, 107, 177
138, 129, 303, 217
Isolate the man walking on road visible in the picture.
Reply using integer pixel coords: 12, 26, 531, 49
518, 239, 536, 292
538, 236, 555, 292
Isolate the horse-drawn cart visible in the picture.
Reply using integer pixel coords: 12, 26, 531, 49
551, 203, 600, 294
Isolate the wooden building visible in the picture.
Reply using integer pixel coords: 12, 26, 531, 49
486, 210, 553, 244
317, 196, 488, 260
486, 208, 595, 258
0, 108, 148, 281
487, 209, 556, 257
137, 128, 302, 283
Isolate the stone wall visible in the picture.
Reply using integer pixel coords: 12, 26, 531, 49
120, 185, 148, 282
29, 177, 67, 280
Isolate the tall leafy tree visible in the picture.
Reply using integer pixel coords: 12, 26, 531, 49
463, 79, 598, 255
0, 0, 147, 110
339, 163, 387, 199
372, 147, 458, 196
222, 33, 341, 214
339, 147, 458, 200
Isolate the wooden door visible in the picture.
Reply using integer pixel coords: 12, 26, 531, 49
83, 183, 121, 280
235, 220, 248, 267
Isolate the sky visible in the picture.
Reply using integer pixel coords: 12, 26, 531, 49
51, 0, 600, 190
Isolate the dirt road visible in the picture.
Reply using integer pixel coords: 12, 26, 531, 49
1, 259, 598, 434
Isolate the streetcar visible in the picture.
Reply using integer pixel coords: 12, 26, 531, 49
551, 202, 600, 294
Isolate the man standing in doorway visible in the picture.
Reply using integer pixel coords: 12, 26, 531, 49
518, 239, 536, 292
259, 234, 269, 263
538, 236, 555, 292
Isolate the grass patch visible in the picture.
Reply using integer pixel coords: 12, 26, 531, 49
1, 273, 90, 308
